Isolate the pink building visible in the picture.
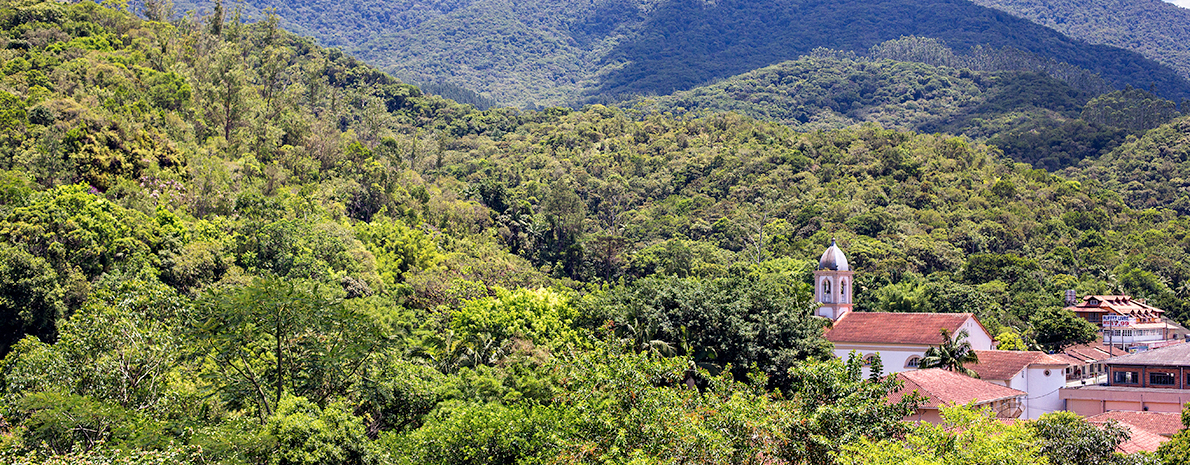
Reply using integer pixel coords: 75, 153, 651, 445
1061, 342, 1190, 415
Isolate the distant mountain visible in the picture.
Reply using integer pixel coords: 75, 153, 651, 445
171, 0, 1190, 108
648, 39, 1184, 171
648, 41, 1101, 133
968, 0, 1190, 83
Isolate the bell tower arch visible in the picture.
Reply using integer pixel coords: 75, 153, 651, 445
815, 238, 854, 320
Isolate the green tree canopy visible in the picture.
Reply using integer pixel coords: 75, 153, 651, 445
1030, 307, 1099, 352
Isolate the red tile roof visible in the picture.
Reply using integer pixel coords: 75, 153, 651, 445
968, 351, 1069, 381
1050, 353, 1085, 366
825, 312, 982, 345
1093, 421, 1170, 454
1088, 411, 1185, 437
1063, 343, 1127, 362
1066, 295, 1165, 320
889, 368, 1025, 410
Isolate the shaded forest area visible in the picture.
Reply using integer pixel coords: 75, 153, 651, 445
169, 0, 1190, 108
0, 1, 1189, 463
970, 0, 1190, 81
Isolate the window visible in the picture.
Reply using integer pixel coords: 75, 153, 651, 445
841, 280, 848, 301
1044, 369, 1052, 377
906, 356, 921, 368
1114, 371, 1139, 384
862, 354, 878, 366
823, 280, 831, 295
1151, 372, 1176, 386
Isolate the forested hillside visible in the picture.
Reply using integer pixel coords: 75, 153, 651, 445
969, 0, 1190, 81
171, 0, 1190, 108
650, 38, 1184, 170
1, 1, 1189, 463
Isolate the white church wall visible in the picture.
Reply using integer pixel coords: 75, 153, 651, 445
960, 317, 995, 351
833, 344, 929, 378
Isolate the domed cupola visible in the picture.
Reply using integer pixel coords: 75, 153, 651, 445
814, 238, 855, 321
818, 238, 850, 271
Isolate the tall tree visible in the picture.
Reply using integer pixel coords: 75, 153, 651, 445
783, 352, 926, 465
191, 278, 382, 419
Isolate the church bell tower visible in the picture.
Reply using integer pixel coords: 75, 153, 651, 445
815, 238, 854, 320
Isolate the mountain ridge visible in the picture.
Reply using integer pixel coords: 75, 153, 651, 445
969, 0, 1190, 82
171, 0, 1190, 107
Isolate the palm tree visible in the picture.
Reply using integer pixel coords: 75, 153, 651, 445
920, 328, 981, 378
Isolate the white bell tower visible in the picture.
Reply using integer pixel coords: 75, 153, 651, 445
815, 238, 854, 320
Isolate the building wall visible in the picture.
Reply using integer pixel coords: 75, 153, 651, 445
833, 322, 994, 377
906, 408, 944, 424
815, 270, 854, 320
991, 366, 1066, 420
1061, 387, 1190, 415
1066, 398, 1105, 416
832, 344, 929, 377
907, 399, 1023, 424
1103, 331, 1167, 346
1022, 366, 1066, 419
961, 317, 994, 351
1108, 364, 1188, 389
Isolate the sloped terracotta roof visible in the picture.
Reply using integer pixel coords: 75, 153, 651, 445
825, 312, 981, 345
967, 351, 1069, 381
889, 368, 1025, 410
1088, 411, 1184, 437
1050, 353, 1085, 366
1064, 343, 1127, 362
1095, 421, 1170, 454
1066, 295, 1165, 319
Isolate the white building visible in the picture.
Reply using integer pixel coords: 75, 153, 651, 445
968, 350, 1068, 420
825, 311, 995, 377
1066, 295, 1174, 350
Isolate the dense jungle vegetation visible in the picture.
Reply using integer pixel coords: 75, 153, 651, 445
969, 0, 1190, 81
1, 0, 1190, 463
168, 0, 1190, 108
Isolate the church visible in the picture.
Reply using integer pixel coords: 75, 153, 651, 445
815, 239, 1066, 420
816, 238, 995, 375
